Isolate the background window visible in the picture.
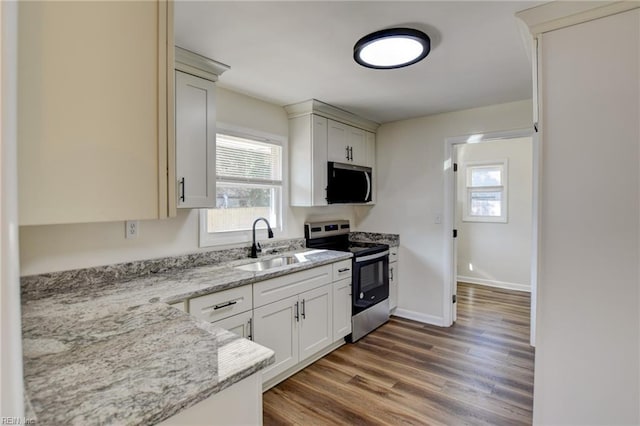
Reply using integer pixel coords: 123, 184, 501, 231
200, 131, 284, 246
463, 161, 508, 223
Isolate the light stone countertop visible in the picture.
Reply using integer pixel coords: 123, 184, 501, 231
21, 248, 352, 425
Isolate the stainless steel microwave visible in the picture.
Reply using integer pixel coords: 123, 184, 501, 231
326, 162, 372, 204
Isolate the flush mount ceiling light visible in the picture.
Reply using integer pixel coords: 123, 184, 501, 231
354, 28, 431, 69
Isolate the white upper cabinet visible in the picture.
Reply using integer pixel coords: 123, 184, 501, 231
327, 120, 367, 166
286, 99, 379, 206
365, 131, 375, 168
175, 71, 216, 208
289, 114, 328, 206
18, 0, 174, 225
174, 48, 229, 210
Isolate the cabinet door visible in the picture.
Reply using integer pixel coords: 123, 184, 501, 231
18, 0, 172, 225
332, 278, 352, 341
299, 285, 333, 362
347, 127, 367, 166
253, 295, 299, 382
175, 71, 216, 208
389, 262, 398, 310
327, 120, 351, 163
365, 131, 376, 168
212, 310, 253, 340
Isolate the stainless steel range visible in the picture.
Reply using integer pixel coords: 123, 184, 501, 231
304, 220, 389, 342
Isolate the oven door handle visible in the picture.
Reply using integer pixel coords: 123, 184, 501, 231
355, 250, 389, 263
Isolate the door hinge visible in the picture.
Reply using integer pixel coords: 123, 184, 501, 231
452, 295, 457, 304
453, 163, 458, 172
453, 229, 458, 238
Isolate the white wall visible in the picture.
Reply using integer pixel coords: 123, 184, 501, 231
533, 10, 640, 425
455, 138, 532, 291
20, 87, 360, 275
355, 100, 532, 325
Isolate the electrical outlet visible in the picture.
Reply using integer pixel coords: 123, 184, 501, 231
125, 220, 139, 239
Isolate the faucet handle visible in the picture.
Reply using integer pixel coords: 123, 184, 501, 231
256, 242, 262, 253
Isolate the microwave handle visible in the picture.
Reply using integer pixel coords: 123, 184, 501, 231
364, 171, 371, 201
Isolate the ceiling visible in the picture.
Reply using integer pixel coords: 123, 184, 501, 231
174, 1, 542, 124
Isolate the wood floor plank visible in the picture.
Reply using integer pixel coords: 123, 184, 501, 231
263, 282, 535, 425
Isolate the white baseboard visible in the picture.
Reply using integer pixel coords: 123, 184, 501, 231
457, 275, 531, 293
393, 308, 445, 327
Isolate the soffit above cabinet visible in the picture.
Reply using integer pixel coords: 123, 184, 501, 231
285, 99, 380, 133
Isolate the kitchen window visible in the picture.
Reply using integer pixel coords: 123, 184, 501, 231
200, 127, 285, 247
462, 160, 508, 223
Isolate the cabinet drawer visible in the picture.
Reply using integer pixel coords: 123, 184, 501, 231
332, 260, 353, 281
189, 285, 252, 323
253, 265, 332, 308
389, 247, 399, 263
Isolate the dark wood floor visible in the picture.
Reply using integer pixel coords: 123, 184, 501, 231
263, 283, 534, 425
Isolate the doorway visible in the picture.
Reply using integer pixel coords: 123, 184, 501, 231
443, 129, 538, 345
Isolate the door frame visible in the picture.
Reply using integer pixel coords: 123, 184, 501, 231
443, 128, 539, 346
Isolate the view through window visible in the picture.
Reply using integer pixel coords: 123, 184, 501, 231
206, 133, 282, 235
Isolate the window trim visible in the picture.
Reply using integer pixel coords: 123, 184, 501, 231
199, 123, 287, 248
462, 159, 508, 223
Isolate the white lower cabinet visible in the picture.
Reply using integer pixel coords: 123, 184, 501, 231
253, 285, 332, 383
298, 285, 333, 361
177, 260, 351, 392
252, 264, 335, 384
253, 295, 299, 381
187, 286, 254, 341
332, 278, 352, 341
389, 247, 399, 311
212, 310, 253, 340
389, 262, 398, 311
158, 373, 262, 426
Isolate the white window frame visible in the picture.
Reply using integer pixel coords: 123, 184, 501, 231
462, 159, 508, 223
199, 123, 287, 248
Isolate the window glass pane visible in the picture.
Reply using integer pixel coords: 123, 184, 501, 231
470, 166, 502, 187
217, 134, 281, 181
208, 183, 280, 232
470, 191, 502, 217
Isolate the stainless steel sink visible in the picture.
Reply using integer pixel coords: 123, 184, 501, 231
235, 255, 304, 272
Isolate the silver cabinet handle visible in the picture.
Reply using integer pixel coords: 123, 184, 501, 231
247, 317, 253, 341
301, 299, 306, 319
294, 301, 299, 322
